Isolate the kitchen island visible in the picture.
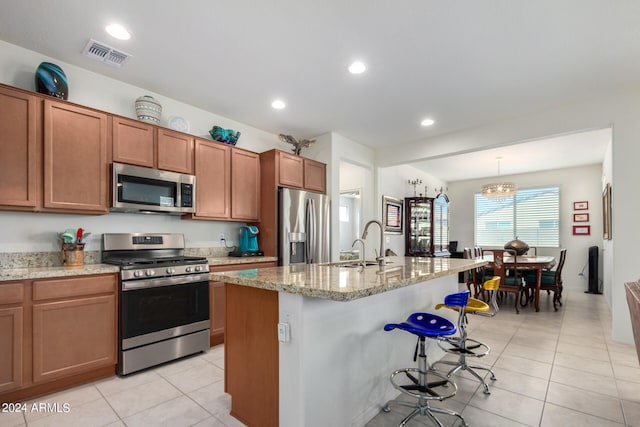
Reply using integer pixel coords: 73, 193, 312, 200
210, 256, 485, 427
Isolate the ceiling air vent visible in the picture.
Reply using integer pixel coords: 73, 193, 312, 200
82, 39, 132, 67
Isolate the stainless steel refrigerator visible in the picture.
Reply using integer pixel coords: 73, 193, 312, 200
279, 187, 330, 265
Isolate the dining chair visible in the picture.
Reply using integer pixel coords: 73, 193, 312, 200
523, 248, 566, 311
484, 249, 524, 313
464, 248, 483, 298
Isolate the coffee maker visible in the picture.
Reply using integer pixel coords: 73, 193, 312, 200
229, 225, 262, 257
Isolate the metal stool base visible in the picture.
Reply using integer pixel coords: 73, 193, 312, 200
435, 337, 496, 394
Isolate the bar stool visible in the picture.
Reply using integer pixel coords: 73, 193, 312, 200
382, 292, 469, 427
432, 279, 500, 394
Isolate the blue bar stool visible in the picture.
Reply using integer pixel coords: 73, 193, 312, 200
383, 292, 469, 427
432, 280, 499, 394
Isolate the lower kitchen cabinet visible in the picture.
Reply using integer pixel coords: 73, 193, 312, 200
0, 274, 117, 403
0, 282, 25, 394
209, 261, 276, 346
209, 281, 226, 346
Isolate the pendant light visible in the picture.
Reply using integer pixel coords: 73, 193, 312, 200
481, 157, 517, 198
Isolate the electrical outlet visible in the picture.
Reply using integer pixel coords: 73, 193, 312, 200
277, 322, 290, 342
219, 233, 225, 241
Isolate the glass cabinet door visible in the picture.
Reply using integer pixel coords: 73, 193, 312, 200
405, 197, 433, 256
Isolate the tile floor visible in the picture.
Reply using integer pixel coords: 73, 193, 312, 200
1, 287, 638, 427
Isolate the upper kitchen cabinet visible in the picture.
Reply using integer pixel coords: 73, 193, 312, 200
231, 148, 260, 220
303, 158, 326, 194
277, 151, 304, 188
157, 128, 194, 174
112, 116, 194, 174
42, 100, 109, 214
261, 149, 327, 194
190, 138, 231, 219
112, 116, 155, 168
186, 139, 260, 221
0, 86, 39, 210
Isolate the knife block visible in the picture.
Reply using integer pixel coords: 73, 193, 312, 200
62, 243, 85, 266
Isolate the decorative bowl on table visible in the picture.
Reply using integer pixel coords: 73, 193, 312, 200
504, 238, 529, 256
209, 126, 240, 145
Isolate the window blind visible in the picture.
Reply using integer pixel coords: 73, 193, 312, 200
475, 186, 559, 247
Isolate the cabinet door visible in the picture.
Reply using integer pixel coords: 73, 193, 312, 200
209, 281, 226, 346
112, 116, 155, 168
231, 149, 260, 220
0, 86, 39, 209
0, 306, 23, 393
277, 152, 304, 188
303, 158, 326, 193
194, 139, 230, 219
32, 294, 116, 383
405, 197, 434, 256
43, 100, 109, 213
157, 128, 194, 174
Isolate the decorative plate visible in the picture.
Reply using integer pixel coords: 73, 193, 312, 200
168, 116, 190, 133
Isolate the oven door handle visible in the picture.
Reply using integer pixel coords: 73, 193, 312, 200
122, 273, 210, 290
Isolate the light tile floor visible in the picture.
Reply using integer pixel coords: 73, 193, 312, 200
1, 287, 638, 427
365, 287, 640, 427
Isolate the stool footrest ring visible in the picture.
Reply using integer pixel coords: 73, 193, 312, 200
438, 337, 490, 357
390, 368, 457, 401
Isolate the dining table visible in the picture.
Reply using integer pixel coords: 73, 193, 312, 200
483, 253, 556, 312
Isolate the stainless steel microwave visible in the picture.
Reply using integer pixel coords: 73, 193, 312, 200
111, 163, 196, 214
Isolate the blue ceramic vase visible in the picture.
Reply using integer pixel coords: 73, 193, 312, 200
35, 62, 68, 100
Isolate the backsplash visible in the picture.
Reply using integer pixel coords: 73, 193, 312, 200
0, 251, 101, 268
0, 246, 234, 269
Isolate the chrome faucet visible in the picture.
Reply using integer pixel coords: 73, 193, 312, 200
351, 238, 366, 267
362, 220, 385, 267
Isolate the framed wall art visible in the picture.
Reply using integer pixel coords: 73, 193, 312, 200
603, 183, 612, 240
573, 201, 589, 210
382, 195, 403, 234
573, 213, 589, 222
573, 225, 591, 235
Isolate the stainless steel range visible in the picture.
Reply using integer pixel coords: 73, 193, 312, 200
102, 233, 210, 375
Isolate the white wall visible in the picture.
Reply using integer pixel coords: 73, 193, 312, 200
376, 91, 640, 344
448, 164, 603, 292
0, 40, 290, 252
377, 164, 448, 257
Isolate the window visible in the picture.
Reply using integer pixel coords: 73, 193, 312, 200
474, 186, 559, 247
339, 205, 349, 222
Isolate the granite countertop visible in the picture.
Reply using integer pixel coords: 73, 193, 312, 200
0, 264, 120, 282
209, 256, 487, 302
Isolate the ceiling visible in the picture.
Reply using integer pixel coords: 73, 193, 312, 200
0, 1, 634, 179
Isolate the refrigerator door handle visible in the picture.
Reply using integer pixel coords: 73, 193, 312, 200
306, 198, 316, 263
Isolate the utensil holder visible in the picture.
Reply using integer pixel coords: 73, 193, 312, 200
62, 243, 85, 266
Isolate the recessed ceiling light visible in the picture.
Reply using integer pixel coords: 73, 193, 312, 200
271, 99, 286, 110
421, 118, 435, 127
105, 24, 131, 40
348, 61, 366, 74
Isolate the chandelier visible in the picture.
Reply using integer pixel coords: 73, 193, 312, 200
481, 157, 517, 198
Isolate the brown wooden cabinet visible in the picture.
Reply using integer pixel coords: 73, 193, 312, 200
112, 116, 155, 168
258, 149, 327, 256
0, 274, 117, 403
231, 148, 260, 221
208, 261, 276, 346
43, 100, 109, 214
277, 151, 304, 188
187, 141, 260, 221
303, 158, 326, 194
191, 139, 231, 219
0, 282, 24, 393
0, 86, 39, 210
31, 275, 116, 384
157, 128, 194, 174
112, 115, 195, 174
